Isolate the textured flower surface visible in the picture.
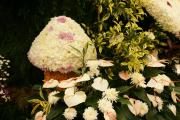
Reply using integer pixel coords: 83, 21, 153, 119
131, 72, 146, 88
103, 108, 117, 120
28, 16, 97, 73
102, 88, 119, 102
142, 0, 180, 38
48, 91, 60, 105
35, 111, 46, 120
63, 108, 77, 120
146, 54, 167, 67
83, 107, 98, 120
98, 99, 113, 113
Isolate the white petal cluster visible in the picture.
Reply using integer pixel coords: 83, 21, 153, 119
63, 108, 77, 120
146, 54, 167, 67
147, 74, 172, 93
167, 104, 176, 116
142, 0, 180, 38
83, 107, 98, 120
102, 88, 119, 102
127, 98, 149, 117
64, 87, 86, 107
28, 16, 97, 73
147, 94, 163, 111
98, 99, 113, 113
48, 91, 60, 105
175, 64, 180, 75
171, 90, 179, 103
131, 72, 146, 88
103, 108, 117, 120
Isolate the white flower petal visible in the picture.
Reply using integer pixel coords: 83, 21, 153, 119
65, 87, 75, 96
58, 79, 76, 88
147, 94, 163, 111
76, 73, 90, 83
167, 104, 176, 116
119, 71, 131, 80
43, 79, 59, 88
98, 59, 114, 67
104, 108, 117, 120
175, 64, 180, 75
48, 91, 60, 105
64, 91, 86, 107
91, 77, 109, 91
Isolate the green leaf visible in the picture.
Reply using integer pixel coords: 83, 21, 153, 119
117, 96, 130, 105
116, 86, 134, 94
102, 13, 110, 21
39, 88, 45, 100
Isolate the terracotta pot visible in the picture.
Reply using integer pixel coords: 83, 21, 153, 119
44, 71, 78, 82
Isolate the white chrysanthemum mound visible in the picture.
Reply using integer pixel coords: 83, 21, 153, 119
63, 108, 77, 120
83, 107, 98, 120
28, 16, 97, 73
142, 0, 180, 38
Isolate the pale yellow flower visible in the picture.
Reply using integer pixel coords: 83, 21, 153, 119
131, 72, 146, 88
63, 108, 77, 120
92, 77, 109, 91
102, 88, 119, 102
147, 94, 163, 111
83, 107, 98, 120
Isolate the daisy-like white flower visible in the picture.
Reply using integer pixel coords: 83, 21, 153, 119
91, 77, 109, 91
102, 88, 119, 102
83, 107, 98, 120
127, 98, 148, 117
146, 54, 167, 67
103, 108, 117, 120
63, 108, 77, 120
175, 64, 180, 75
98, 99, 113, 113
76, 73, 90, 83
43, 79, 59, 88
119, 71, 131, 80
64, 88, 86, 107
171, 89, 179, 103
98, 59, 114, 67
167, 104, 176, 116
147, 74, 172, 93
35, 111, 46, 120
86, 60, 100, 77
58, 78, 76, 88
48, 91, 60, 105
147, 94, 163, 111
131, 72, 146, 88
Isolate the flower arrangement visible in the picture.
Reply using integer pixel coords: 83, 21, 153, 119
0, 55, 10, 102
141, 0, 180, 39
28, 16, 97, 73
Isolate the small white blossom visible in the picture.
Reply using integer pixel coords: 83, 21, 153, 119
83, 107, 98, 120
103, 108, 117, 120
98, 59, 114, 67
167, 104, 176, 116
86, 60, 100, 77
146, 54, 167, 67
48, 91, 60, 105
147, 94, 163, 111
91, 77, 109, 91
35, 111, 46, 120
102, 88, 119, 102
43, 79, 59, 88
63, 108, 77, 120
98, 99, 113, 113
131, 72, 146, 88
171, 90, 179, 103
76, 73, 90, 83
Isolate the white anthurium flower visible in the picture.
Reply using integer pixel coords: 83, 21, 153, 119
48, 91, 60, 105
131, 72, 146, 88
83, 107, 98, 120
167, 104, 176, 116
98, 59, 114, 67
76, 73, 90, 83
35, 111, 46, 120
91, 77, 109, 91
65, 87, 76, 96
102, 88, 119, 102
171, 89, 179, 103
63, 108, 77, 120
64, 89, 86, 107
98, 99, 113, 113
146, 54, 167, 67
43, 79, 59, 88
86, 60, 100, 77
147, 74, 172, 93
127, 98, 148, 117
58, 78, 77, 88
119, 71, 132, 81
103, 108, 117, 120
147, 94, 163, 111
175, 64, 180, 75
